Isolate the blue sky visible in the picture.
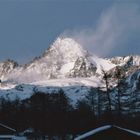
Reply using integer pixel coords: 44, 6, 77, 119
0, 0, 140, 64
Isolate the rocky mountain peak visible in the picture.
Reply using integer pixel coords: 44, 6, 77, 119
0, 59, 18, 80
69, 57, 97, 78
44, 37, 89, 62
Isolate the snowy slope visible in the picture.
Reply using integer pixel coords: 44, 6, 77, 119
89, 56, 115, 74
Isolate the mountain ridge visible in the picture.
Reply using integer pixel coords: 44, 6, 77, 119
0, 37, 115, 82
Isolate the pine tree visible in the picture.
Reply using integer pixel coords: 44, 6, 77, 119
102, 69, 112, 112
114, 66, 125, 116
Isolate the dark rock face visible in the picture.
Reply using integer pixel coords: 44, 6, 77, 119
69, 57, 97, 78
0, 59, 18, 79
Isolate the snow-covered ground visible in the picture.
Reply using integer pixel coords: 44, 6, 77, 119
0, 76, 103, 105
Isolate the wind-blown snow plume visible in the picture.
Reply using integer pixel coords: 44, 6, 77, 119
62, 4, 140, 57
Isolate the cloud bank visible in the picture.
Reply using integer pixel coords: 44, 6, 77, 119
62, 4, 140, 57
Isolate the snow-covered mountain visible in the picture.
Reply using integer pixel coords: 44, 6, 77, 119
0, 37, 115, 83
0, 37, 140, 113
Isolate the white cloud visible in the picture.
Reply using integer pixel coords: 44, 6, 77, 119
62, 4, 140, 57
